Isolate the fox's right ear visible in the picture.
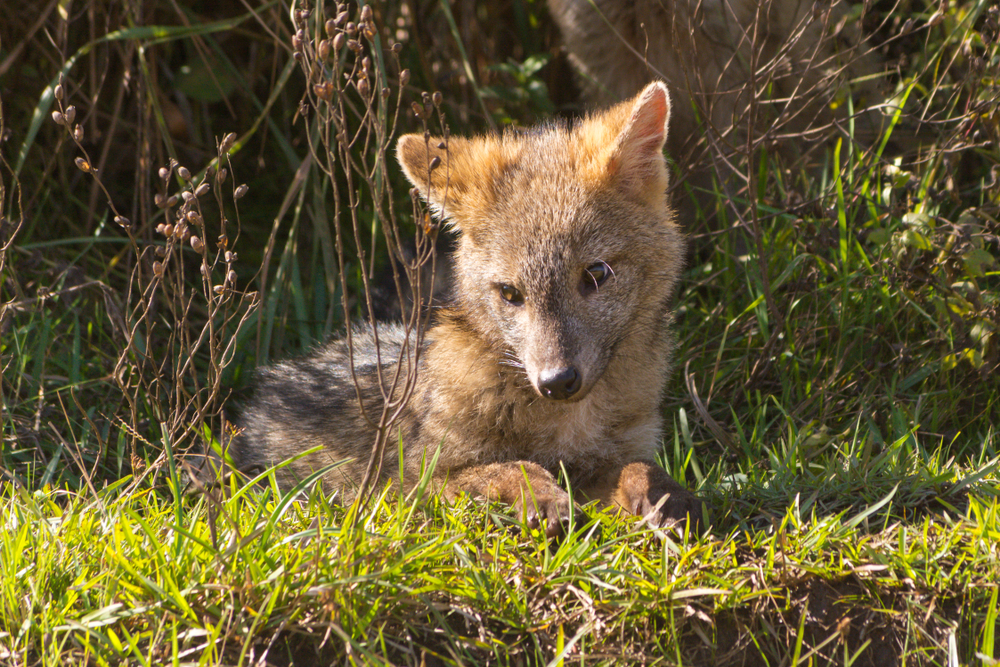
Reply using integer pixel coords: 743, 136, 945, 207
396, 133, 471, 219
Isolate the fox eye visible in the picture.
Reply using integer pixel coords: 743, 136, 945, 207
582, 261, 612, 293
499, 284, 524, 305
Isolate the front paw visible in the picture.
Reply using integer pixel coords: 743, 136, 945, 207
513, 489, 574, 538
616, 462, 703, 531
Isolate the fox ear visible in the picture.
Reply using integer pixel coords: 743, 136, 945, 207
396, 133, 470, 217
607, 81, 671, 198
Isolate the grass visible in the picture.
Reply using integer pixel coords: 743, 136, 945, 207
1, 0, 999, 664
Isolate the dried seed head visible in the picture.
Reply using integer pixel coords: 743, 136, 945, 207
217, 167, 228, 184
190, 235, 204, 252
158, 167, 170, 180
325, 18, 336, 36
333, 32, 346, 51
52, 111, 65, 125
411, 101, 424, 118
195, 182, 211, 197
213, 285, 225, 295
314, 82, 334, 100
432, 91, 442, 106
166, 195, 179, 207
363, 24, 376, 39
234, 184, 249, 200
360, 5, 373, 22
292, 31, 303, 51
225, 250, 236, 263
220, 133, 236, 153
178, 166, 191, 181
346, 22, 357, 36
54, 84, 64, 101
152, 261, 164, 277
74, 157, 91, 172
73, 125, 84, 142
400, 69, 410, 86
319, 39, 331, 60
335, 10, 349, 26
186, 210, 202, 224
63, 106, 76, 125
347, 39, 361, 53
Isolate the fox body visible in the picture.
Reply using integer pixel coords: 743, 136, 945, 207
548, 0, 886, 165
232, 82, 699, 533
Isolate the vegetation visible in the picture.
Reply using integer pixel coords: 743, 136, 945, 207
1, 0, 998, 664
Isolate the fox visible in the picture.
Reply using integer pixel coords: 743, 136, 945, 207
547, 0, 889, 166
229, 82, 701, 535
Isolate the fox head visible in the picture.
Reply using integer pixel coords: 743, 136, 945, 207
397, 82, 683, 402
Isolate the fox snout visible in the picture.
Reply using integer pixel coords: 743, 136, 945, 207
537, 366, 582, 401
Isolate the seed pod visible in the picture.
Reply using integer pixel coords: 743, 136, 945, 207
178, 166, 191, 180
195, 182, 211, 197
156, 222, 166, 234
75, 157, 91, 172
158, 167, 170, 180
213, 285, 225, 295
346, 22, 357, 36
381, 87, 390, 99
190, 235, 204, 252
216, 167, 228, 184
357, 78, 370, 98
152, 261, 164, 277
52, 111, 65, 125
360, 5, 373, 22
333, 33, 345, 51
73, 125, 84, 141
335, 10, 348, 26
186, 210, 202, 224
411, 101, 424, 118
391, 42, 402, 54
363, 57, 372, 74
63, 106, 76, 125
227, 270, 237, 284
54, 84, 64, 101
319, 39, 331, 60
200, 264, 209, 276
325, 19, 336, 36
363, 24, 376, 39
225, 251, 236, 263
432, 91, 442, 106
182, 191, 195, 203
166, 195, 179, 208
114, 215, 130, 227
429, 156, 441, 171
400, 69, 410, 86
163, 223, 174, 237
220, 132, 237, 153
234, 184, 249, 200
347, 39, 361, 53
292, 31, 303, 51
314, 82, 333, 100
155, 246, 166, 257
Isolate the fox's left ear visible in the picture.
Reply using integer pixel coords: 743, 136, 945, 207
606, 81, 671, 200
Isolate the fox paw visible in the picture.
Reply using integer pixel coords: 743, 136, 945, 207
513, 491, 574, 538
616, 462, 703, 531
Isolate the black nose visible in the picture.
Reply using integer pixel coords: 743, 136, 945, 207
538, 367, 581, 400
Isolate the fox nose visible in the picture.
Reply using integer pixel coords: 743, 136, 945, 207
538, 367, 581, 400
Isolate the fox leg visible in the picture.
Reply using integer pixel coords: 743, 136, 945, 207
443, 462, 573, 537
579, 461, 702, 530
